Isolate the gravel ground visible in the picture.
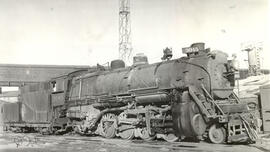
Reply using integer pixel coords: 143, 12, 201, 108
0, 132, 269, 152
252, 134, 270, 152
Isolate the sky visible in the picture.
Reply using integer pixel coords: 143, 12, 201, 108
0, 0, 269, 68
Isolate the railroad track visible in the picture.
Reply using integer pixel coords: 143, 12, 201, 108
3, 132, 258, 152
9, 133, 225, 152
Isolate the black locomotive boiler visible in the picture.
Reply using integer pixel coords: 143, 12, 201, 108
2, 43, 258, 144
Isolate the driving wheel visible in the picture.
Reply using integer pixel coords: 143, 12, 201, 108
138, 128, 156, 141
100, 113, 117, 138
118, 124, 135, 140
118, 112, 135, 140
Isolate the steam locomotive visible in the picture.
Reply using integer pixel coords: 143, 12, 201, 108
1, 43, 258, 144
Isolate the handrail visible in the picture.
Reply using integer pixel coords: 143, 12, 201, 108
200, 84, 225, 115
232, 92, 240, 104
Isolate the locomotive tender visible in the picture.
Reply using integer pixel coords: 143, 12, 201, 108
2, 43, 258, 144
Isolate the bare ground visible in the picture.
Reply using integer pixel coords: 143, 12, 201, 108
0, 132, 269, 152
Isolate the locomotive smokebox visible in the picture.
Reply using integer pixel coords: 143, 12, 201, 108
133, 53, 148, 66
111, 59, 125, 70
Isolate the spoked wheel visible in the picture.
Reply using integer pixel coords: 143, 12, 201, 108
163, 133, 179, 142
138, 128, 156, 141
118, 125, 135, 140
208, 124, 226, 144
100, 113, 117, 138
118, 112, 135, 140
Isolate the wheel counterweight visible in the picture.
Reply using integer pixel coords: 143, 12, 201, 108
163, 133, 179, 142
118, 125, 135, 140
138, 128, 156, 141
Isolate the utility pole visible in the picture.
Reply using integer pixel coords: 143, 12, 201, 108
119, 0, 132, 64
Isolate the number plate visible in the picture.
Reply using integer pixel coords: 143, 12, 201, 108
182, 47, 199, 54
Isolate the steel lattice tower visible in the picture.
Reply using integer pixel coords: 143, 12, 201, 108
242, 42, 262, 76
119, 0, 132, 64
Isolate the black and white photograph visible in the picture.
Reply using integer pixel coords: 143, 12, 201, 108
0, 0, 269, 152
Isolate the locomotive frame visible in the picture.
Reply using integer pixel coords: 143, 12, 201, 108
2, 43, 259, 144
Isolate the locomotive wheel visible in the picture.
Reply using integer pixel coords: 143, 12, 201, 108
100, 113, 117, 138
138, 128, 156, 141
208, 124, 226, 144
163, 133, 179, 142
118, 112, 135, 140
191, 114, 206, 136
118, 125, 135, 140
